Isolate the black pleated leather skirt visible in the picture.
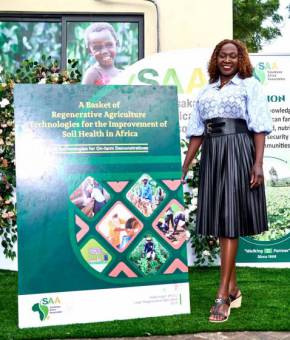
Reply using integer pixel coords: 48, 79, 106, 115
196, 118, 268, 238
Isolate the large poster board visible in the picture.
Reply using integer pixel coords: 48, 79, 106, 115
14, 85, 190, 328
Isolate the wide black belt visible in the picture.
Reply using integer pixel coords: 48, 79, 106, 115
204, 118, 249, 136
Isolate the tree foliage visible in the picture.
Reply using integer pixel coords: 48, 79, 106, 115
233, 0, 283, 52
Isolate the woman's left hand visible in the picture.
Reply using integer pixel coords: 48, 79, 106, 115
250, 163, 264, 189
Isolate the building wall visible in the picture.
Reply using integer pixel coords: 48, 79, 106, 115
158, 0, 232, 51
0, 0, 232, 54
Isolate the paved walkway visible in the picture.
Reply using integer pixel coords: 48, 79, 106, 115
62, 332, 290, 340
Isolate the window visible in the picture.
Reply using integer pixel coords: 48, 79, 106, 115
0, 19, 61, 73
0, 14, 144, 77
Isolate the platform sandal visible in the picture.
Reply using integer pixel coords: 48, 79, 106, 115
229, 289, 242, 308
209, 297, 231, 323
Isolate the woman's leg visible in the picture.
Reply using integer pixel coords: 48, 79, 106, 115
229, 264, 239, 296
209, 237, 239, 321
218, 237, 239, 296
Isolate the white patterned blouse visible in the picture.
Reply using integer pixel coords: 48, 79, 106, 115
186, 74, 272, 138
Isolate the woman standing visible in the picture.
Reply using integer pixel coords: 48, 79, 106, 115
182, 39, 272, 322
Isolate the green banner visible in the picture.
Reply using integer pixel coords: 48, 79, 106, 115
237, 55, 290, 264
14, 85, 190, 328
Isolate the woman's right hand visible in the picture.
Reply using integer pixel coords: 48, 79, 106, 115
181, 135, 203, 184
181, 164, 189, 184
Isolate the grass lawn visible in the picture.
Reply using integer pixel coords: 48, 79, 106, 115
1, 267, 290, 339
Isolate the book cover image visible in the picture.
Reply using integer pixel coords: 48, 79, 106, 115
14, 85, 190, 328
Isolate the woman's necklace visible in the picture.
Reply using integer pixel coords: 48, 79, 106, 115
220, 78, 230, 88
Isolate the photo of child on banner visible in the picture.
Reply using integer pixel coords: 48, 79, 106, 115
66, 20, 139, 85
82, 23, 121, 85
